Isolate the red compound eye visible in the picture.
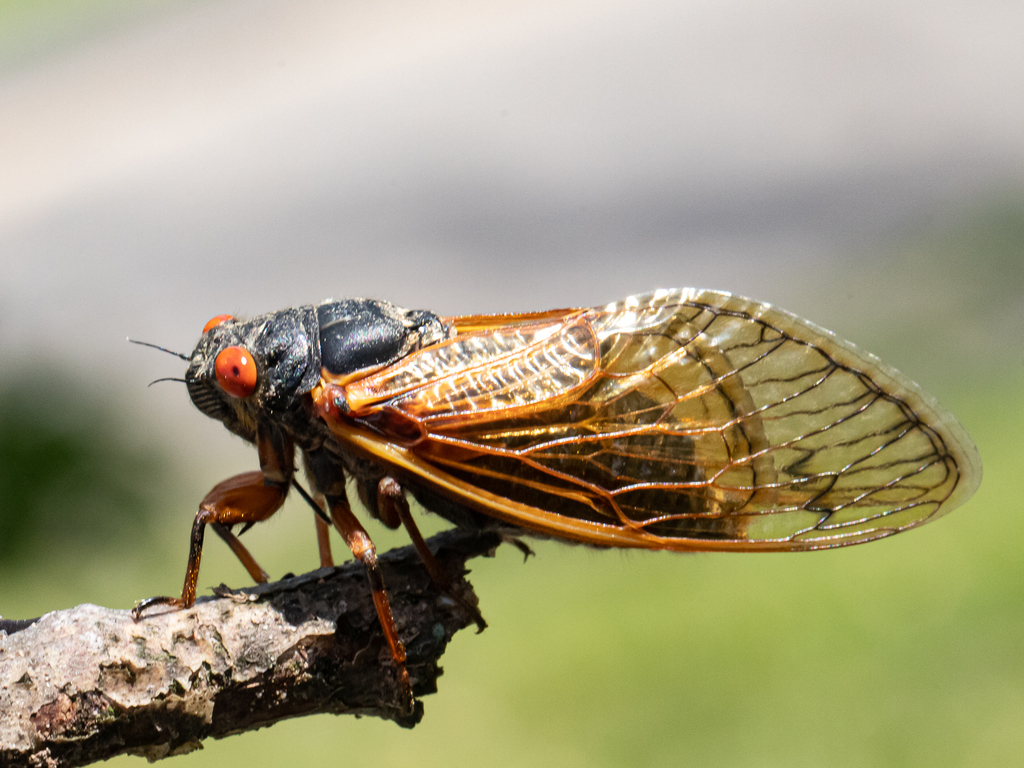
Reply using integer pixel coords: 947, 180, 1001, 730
214, 346, 257, 398
203, 314, 234, 333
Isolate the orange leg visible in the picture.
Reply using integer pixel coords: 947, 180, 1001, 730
326, 489, 414, 712
212, 522, 269, 584
133, 471, 287, 617
315, 515, 335, 568
290, 478, 336, 568
376, 476, 486, 632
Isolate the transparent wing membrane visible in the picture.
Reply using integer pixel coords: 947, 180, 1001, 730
329, 289, 980, 551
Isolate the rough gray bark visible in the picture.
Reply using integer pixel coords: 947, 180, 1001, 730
0, 529, 502, 767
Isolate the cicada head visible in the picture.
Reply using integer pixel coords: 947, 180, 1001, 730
185, 306, 322, 441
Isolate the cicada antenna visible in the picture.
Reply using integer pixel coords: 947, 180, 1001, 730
127, 337, 190, 361
148, 377, 188, 387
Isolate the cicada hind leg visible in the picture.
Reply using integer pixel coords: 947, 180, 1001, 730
372, 476, 487, 632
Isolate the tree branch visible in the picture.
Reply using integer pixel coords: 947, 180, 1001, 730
0, 529, 503, 767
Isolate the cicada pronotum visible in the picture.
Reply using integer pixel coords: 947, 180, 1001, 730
133, 288, 981, 710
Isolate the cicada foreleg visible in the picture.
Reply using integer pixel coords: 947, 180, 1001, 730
132, 470, 288, 617
133, 428, 293, 618
211, 520, 270, 584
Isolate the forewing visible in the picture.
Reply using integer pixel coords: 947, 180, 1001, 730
326, 289, 980, 551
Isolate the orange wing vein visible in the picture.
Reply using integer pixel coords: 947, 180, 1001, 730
318, 289, 981, 552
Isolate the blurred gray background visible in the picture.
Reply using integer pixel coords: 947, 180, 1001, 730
1, 2, 1022, 765
3, 0, 1021, 404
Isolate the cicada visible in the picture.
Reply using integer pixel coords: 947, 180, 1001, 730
134, 289, 981, 708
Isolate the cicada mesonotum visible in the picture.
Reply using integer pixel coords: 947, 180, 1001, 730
133, 289, 981, 710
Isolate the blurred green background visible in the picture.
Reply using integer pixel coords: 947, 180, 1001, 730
4, 203, 1020, 768
2, 1, 1022, 766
